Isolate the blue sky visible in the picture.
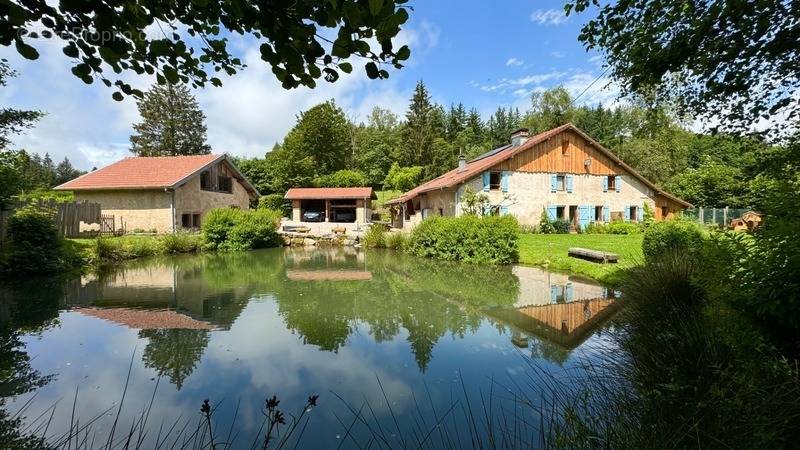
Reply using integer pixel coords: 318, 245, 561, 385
0, 1, 613, 170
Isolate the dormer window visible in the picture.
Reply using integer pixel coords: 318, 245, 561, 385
200, 171, 212, 190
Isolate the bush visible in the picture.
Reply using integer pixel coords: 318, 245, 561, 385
383, 163, 423, 192
160, 232, 201, 254
407, 215, 519, 264
362, 223, 387, 248
1, 206, 64, 274
385, 231, 407, 250
225, 209, 282, 251
642, 219, 706, 263
314, 169, 369, 188
538, 209, 556, 234
585, 222, 608, 234
551, 218, 571, 234
258, 194, 290, 217
202, 207, 245, 250
606, 220, 641, 235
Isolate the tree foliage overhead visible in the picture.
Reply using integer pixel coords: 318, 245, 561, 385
566, 0, 800, 138
129, 84, 211, 156
0, 0, 412, 99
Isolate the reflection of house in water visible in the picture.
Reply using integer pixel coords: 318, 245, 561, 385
486, 266, 620, 352
76, 307, 213, 330
284, 247, 372, 282
65, 263, 249, 331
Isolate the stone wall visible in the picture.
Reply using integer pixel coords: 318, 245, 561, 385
174, 174, 251, 229
74, 189, 173, 233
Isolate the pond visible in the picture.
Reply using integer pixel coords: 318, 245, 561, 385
0, 248, 620, 448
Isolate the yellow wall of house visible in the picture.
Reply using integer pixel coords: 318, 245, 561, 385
74, 171, 253, 233
74, 189, 173, 233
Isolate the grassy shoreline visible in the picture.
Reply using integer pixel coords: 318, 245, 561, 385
517, 233, 643, 285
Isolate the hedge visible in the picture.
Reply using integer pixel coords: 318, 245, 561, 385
406, 215, 519, 264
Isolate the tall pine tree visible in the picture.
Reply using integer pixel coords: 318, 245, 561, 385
129, 84, 211, 156
402, 80, 437, 168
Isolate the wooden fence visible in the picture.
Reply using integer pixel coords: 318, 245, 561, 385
0, 200, 103, 247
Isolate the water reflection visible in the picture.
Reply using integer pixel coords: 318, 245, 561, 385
0, 248, 618, 447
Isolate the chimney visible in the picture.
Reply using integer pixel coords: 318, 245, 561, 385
510, 128, 530, 147
457, 152, 466, 171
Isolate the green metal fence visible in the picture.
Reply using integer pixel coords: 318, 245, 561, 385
683, 207, 751, 227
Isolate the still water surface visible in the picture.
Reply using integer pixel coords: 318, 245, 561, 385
1, 248, 619, 448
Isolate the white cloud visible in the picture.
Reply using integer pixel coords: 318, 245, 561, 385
530, 9, 569, 26
477, 71, 565, 94
505, 57, 524, 67
551, 51, 566, 59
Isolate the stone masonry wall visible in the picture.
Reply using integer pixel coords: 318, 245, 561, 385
75, 190, 173, 233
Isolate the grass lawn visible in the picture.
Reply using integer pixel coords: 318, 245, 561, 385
518, 233, 643, 285
375, 190, 401, 207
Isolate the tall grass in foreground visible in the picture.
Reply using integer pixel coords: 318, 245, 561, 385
546, 252, 800, 448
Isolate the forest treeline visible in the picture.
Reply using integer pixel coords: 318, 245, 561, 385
236, 81, 778, 209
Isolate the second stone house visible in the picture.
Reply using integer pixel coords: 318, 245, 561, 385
387, 123, 690, 229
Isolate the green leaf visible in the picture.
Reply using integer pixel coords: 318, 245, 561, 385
396, 45, 410, 60
163, 66, 179, 84
112, 92, 124, 101
15, 40, 39, 60
338, 62, 352, 73
369, 0, 384, 15
365, 61, 379, 79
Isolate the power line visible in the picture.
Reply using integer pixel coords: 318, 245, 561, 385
572, 66, 611, 105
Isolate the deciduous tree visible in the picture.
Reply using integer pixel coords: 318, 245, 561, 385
1, 0, 412, 99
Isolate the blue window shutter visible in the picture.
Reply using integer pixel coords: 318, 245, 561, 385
578, 205, 587, 229
615, 176, 621, 192
500, 205, 509, 216
550, 174, 557, 193
566, 283, 574, 302
602, 176, 608, 192
482, 171, 490, 192
547, 205, 557, 220
550, 286, 557, 303
639, 204, 644, 222
501, 171, 509, 192
483, 204, 492, 216
624, 206, 630, 221
566, 175, 574, 193
603, 205, 610, 222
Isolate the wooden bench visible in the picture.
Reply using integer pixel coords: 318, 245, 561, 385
568, 247, 619, 264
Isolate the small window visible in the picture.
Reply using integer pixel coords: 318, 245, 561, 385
218, 176, 233, 193
595, 206, 604, 221
607, 175, 616, 191
661, 206, 669, 219
438, 208, 444, 216
181, 212, 201, 229
489, 172, 502, 190
556, 175, 566, 192
556, 206, 566, 220
200, 171, 212, 190
629, 206, 639, 222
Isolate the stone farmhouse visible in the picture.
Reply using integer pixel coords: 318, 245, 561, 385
387, 123, 691, 229
55, 154, 259, 233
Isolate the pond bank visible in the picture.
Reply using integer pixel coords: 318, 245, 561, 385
517, 233, 643, 285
